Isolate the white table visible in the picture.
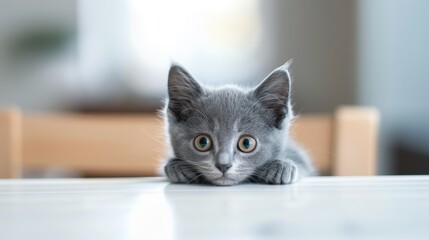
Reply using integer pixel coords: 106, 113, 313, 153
0, 176, 428, 240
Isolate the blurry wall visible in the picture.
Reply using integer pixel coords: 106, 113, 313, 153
272, 0, 357, 114
357, 0, 429, 174
0, 0, 357, 113
0, 0, 78, 111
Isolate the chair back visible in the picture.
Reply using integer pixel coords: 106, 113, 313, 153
0, 107, 378, 178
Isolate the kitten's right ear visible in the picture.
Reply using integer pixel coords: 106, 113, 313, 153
168, 63, 203, 122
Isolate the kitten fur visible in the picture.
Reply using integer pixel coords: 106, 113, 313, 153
163, 61, 315, 186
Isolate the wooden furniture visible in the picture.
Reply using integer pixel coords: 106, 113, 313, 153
0, 106, 379, 178
291, 107, 379, 175
0, 109, 21, 178
0, 176, 428, 240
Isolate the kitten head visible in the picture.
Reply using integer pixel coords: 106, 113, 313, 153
165, 61, 294, 185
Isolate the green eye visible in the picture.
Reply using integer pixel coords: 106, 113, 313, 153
194, 134, 212, 152
238, 135, 257, 153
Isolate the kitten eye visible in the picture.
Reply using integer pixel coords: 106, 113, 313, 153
194, 134, 212, 152
237, 135, 257, 153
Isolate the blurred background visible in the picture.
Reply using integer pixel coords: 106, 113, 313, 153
0, 0, 428, 175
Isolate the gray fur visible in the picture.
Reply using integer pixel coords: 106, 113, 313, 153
163, 61, 315, 186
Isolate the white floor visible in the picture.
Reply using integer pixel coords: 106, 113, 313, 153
0, 176, 429, 240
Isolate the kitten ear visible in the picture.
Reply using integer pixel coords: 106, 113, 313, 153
168, 63, 204, 122
254, 60, 293, 129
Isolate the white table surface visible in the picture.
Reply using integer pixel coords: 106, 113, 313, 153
0, 176, 428, 240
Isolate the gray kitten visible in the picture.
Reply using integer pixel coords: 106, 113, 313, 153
163, 61, 315, 186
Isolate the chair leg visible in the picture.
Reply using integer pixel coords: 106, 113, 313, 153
333, 106, 379, 176
0, 108, 22, 178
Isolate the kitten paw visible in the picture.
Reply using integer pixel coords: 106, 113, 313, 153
253, 160, 299, 184
164, 159, 200, 183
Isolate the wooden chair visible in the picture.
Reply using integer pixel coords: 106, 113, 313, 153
0, 106, 379, 178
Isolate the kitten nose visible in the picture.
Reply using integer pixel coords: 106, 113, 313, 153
215, 163, 232, 174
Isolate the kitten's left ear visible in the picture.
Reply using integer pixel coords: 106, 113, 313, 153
254, 60, 293, 129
